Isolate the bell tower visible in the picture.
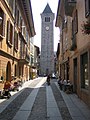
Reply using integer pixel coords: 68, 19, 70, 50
40, 3, 55, 75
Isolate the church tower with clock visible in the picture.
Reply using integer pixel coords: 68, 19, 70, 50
40, 3, 55, 75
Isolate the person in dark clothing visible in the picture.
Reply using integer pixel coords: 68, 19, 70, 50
47, 74, 50, 85
58, 76, 63, 90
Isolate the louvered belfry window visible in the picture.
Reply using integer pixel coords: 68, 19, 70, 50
45, 17, 50, 22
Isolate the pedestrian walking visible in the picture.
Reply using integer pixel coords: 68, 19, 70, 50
58, 76, 63, 90
63, 79, 67, 91
47, 74, 51, 85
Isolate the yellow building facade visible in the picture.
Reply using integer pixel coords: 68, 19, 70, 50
0, 0, 35, 89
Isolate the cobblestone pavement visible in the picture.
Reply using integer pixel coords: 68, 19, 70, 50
51, 83, 72, 120
28, 85, 47, 120
0, 77, 90, 120
0, 88, 33, 120
0, 78, 42, 120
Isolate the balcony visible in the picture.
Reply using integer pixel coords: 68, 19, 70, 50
19, 32, 27, 44
18, 58, 30, 65
19, 54, 30, 65
65, 0, 76, 17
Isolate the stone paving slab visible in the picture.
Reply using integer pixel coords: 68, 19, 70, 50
13, 110, 30, 120
27, 85, 46, 120
46, 86, 62, 120
51, 83, 73, 120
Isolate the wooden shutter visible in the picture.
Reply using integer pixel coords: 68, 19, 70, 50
6, 20, 10, 43
0, 7, 4, 39
14, 31, 18, 51
3, 13, 6, 37
10, 23, 13, 44
85, 0, 90, 17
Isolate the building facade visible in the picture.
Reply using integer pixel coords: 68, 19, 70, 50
40, 3, 55, 76
0, 0, 35, 89
34, 45, 40, 77
55, 0, 90, 107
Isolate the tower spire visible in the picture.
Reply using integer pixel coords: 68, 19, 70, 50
43, 3, 53, 13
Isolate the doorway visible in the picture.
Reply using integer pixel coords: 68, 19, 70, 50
6, 61, 11, 81
73, 58, 77, 93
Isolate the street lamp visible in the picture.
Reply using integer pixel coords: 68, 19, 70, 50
0, 16, 2, 25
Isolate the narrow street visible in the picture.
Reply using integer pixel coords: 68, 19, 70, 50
0, 77, 90, 120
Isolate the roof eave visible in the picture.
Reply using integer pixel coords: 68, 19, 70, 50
17, 0, 36, 37
55, 0, 64, 27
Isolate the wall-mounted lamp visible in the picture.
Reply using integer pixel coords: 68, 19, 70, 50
0, 16, 2, 25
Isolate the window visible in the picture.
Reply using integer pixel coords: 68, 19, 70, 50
14, 64, 17, 76
31, 55, 34, 65
62, 17, 67, 30
6, 21, 9, 43
14, 31, 18, 51
20, 41, 25, 58
20, 17, 22, 31
10, 23, 13, 44
81, 52, 89, 89
15, 4, 19, 26
45, 17, 50, 22
9, 0, 13, 12
15, 3, 17, 23
70, 10, 78, 50
6, 20, 13, 47
17, 10, 19, 26
0, 7, 6, 40
6, 0, 13, 10
73, 10, 78, 34
85, 0, 90, 17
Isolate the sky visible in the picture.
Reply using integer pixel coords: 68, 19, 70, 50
31, 0, 60, 52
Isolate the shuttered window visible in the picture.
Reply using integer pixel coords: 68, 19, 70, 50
81, 52, 89, 89
0, 7, 6, 40
72, 10, 78, 35
15, 3, 19, 27
10, 23, 13, 44
14, 31, 18, 51
71, 10, 78, 49
6, 20, 13, 47
6, 20, 10, 43
85, 0, 90, 17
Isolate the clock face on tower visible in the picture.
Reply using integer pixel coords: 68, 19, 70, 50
45, 26, 49, 30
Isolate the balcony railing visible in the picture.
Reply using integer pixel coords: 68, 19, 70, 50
65, 0, 76, 17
